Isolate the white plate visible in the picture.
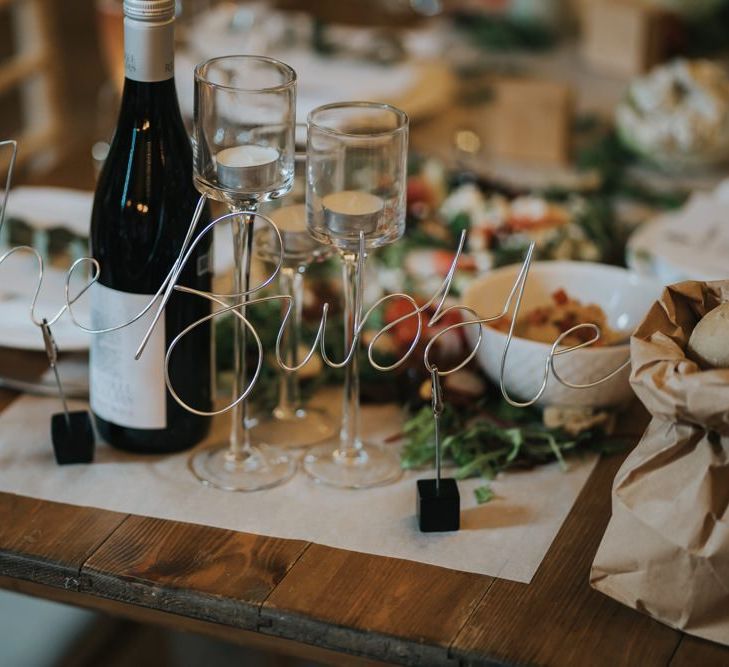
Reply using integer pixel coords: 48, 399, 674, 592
0, 182, 243, 352
0, 298, 90, 352
176, 50, 454, 125
4, 187, 93, 236
627, 187, 729, 283
173, 3, 454, 124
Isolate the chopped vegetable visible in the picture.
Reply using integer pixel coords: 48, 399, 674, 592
401, 392, 629, 503
474, 485, 495, 504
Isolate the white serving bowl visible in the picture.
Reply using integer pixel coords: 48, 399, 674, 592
461, 261, 663, 408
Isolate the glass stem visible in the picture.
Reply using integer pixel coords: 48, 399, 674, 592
275, 266, 303, 419
229, 207, 255, 461
339, 251, 363, 456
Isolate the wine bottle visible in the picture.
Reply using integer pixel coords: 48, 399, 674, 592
89, 0, 212, 453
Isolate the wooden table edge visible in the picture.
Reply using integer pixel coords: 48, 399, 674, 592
76, 512, 314, 630
0, 574, 391, 667
259, 604, 466, 667
75, 510, 492, 666
0, 482, 492, 665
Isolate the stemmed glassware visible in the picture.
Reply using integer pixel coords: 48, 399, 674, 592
190, 55, 297, 491
304, 102, 409, 488
251, 157, 335, 448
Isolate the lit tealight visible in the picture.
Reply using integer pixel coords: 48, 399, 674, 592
268, 204, 317, 256
216, 144, 279, 191
321, 190, 384, 236
270, 203, 307, 233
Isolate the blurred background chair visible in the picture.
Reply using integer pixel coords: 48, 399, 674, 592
0, 0, 106, 184
0, 0, 65, 172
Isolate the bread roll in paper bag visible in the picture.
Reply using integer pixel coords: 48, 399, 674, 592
591, 280, 729, 646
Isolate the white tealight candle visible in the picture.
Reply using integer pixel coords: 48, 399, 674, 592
270, 203, 307, 234
269, 204, 317, 256
216, 144, 279, 191
321, 190, 384, 236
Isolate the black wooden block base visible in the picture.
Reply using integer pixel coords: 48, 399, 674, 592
417, 478, 460, 532
51, 411, 95, 464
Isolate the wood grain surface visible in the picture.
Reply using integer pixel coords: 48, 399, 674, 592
670, 635, 729, 667
0, 492, 126, 589
449, 452, 682, 667
0, 575, 391, 667
262, 544, 491, 666
81, 515, 308, 630
0, 388, 16, 412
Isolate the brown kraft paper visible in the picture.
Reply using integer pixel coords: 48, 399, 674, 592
590, 280, 729, 646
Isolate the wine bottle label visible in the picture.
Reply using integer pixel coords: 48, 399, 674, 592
124, 16, 174, 83
90, 284, 167, 430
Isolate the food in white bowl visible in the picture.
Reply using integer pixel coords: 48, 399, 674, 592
488, 288, 624, 347
461, 261, 663, 408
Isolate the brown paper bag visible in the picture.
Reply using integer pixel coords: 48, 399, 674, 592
591, 281, 729, 646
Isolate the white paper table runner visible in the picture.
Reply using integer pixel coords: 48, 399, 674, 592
0, 392, 598, 583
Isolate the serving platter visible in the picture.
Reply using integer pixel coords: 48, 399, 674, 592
627, 184, 729, 283
173, 3, 455, 124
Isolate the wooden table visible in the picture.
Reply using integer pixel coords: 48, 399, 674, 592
0, 390, 726, 667
1, 146, 728, 667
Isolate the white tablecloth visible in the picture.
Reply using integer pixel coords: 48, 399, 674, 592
0, 391, 598, 583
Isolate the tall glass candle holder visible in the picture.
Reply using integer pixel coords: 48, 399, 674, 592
305, 102, 408, 488
191, 55, 296, 491
252, 196, 335, 448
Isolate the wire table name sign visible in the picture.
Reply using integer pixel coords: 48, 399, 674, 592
0, 65, 633, 498
1, 138, 630, 489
